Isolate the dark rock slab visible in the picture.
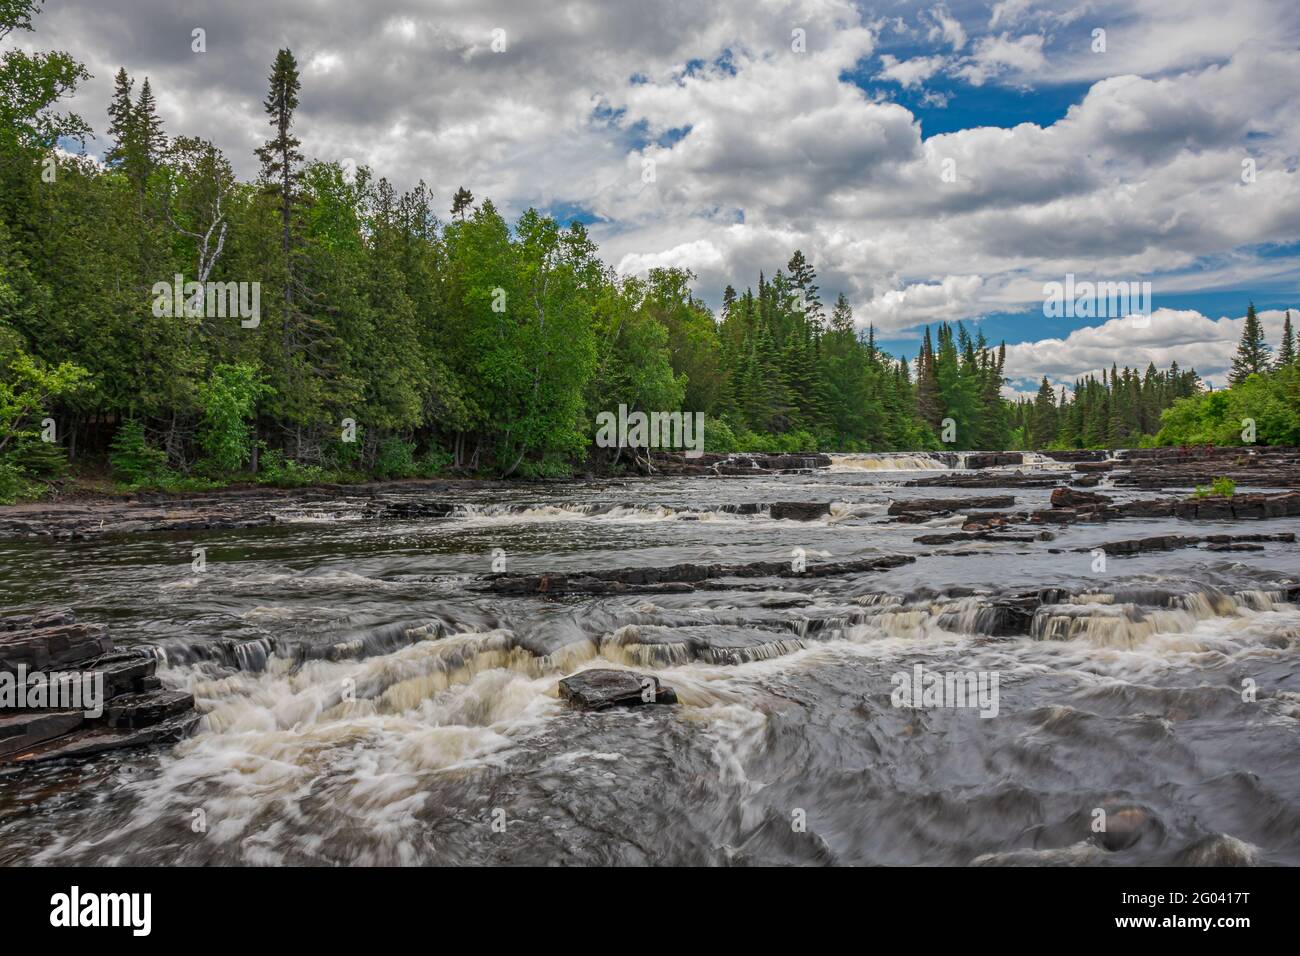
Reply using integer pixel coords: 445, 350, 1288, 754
963, 453, 1023, 469
558, 669, 677, 710
769, 501, 832, 521
1050, 487, 1113, 509
0, 623, 113, 672
0, 710, 86, 756
888, 495, 1015, 515
7, 711, 201, 764
485, 553, 915, 596
104, 690, 195, 730
0, 608, 77, 632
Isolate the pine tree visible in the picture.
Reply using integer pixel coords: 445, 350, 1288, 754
1229, 302, 1270, 385
104, 68, 135, 170
256, 49, 304, 271
786, 250, 823, 327
451, 186, 474, 220
1278, 310, 1295, 368
914, 326, 942, 431
1030, 377, 1058, 448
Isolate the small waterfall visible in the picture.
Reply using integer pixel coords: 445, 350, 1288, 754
829, 452, 958, 471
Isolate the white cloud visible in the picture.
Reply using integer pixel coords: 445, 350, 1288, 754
1003, 307, 1299, 389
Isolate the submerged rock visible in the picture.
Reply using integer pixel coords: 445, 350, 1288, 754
558, 669, 678, 710
769, 501, 832, 521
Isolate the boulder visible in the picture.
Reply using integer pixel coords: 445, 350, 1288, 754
558, 669, 678, 710
1050, 487, 1112, 509
769, 501, 832, 521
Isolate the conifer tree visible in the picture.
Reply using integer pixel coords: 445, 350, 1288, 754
1229, 302, 1270, 385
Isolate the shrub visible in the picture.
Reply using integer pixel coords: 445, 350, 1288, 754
109, 421, 171, 485
196, 363, 266, 474
374, 437, 417, 480
256, 447, 327, 487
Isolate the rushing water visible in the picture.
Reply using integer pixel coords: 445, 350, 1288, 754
1, 458, 1298, 865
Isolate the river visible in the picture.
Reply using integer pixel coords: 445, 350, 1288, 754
1, 453, 1297, 865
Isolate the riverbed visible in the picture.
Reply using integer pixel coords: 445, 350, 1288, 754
1, 454, 1298, 865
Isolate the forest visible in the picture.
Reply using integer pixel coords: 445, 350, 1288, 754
0, 2, 1293, 502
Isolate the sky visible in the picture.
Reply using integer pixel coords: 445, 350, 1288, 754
20, 0, 1300, 398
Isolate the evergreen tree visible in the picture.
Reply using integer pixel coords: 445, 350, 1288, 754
1278, 310, 1295, 368
1229, 302, 1270, 385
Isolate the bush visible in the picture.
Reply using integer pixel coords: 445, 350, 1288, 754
0, 457, 33, 504
196, 363, 266, 475
109, 421, 171, 486
702, 416, 738, 453
256, 447, 327, 487
1195, 477, 1236, 498
416, 447, 453, 477
374, 437, 417, 480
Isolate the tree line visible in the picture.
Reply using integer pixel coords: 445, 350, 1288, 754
0, 3, 1280, 501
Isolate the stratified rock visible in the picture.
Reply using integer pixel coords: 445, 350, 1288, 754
0, 609, 200, 766
1074, 460, 1116, 472
0, 622, 113, 672
484, 553, 915, 595
963, 453, 1023, 470
888, 495, 1015, 515
0, 710, 86, 755
1050, 487, 1113, 509
558, 669, 677, 710
9, 711, 201, 764
104, 690, 195, 729
769, 501, 832, 521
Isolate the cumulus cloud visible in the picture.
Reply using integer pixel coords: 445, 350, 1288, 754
22, 0, 1300, 336
1003, 307, 1299, 391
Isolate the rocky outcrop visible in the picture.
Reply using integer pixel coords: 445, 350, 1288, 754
484, 553, 916, 596
1050, 487, 1113, 509
904, 472, 1061, 489
963, 453, 1023, 469
769, 501, 832, 521
0, 609, 199, 765
558, 669, 678, 710
888, 495, 1016, 515
1112, 445, 1300, 488
1074, 532, 1294, 556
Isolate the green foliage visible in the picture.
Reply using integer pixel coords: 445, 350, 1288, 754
108, 420, 170, 485
1195, 478, 1236, 499
373, 437, 416, 480
1156, 364, 1300, 447
196, 363, 265, 474
0, 12, 1287, 507
256, 447, 325, 487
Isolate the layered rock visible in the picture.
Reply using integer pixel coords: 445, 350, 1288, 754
0, 609, 199, 765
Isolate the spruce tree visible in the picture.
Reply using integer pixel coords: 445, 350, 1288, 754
1229, 302, 1270, 385
1279, 310, 1295, 367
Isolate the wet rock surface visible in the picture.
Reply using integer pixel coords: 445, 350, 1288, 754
558, 669, 678, 710
484, 553, 916, 595
0, 609, 199, 765
769, 501, 832, 521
